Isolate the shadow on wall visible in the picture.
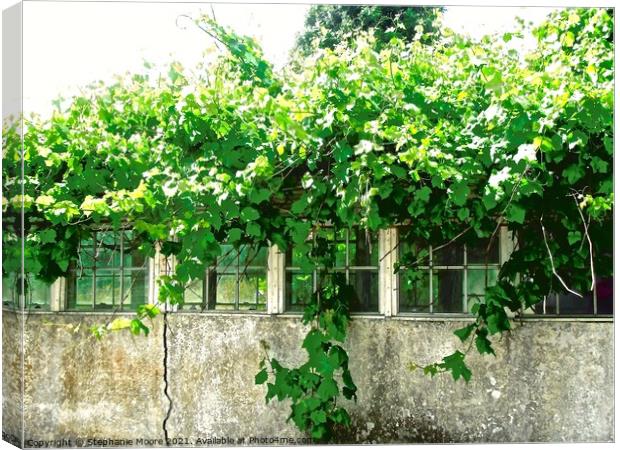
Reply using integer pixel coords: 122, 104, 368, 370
333, 414, 452, 444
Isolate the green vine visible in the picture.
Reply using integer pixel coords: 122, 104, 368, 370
256, 273, 356, 441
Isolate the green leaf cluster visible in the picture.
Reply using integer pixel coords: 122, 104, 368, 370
256, 274, 356, 441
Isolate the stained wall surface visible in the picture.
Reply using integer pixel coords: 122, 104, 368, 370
2, 312, 614, 446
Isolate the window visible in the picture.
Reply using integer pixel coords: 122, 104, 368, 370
398, 235, 501, 314
182, 245, 268, 312
2, 272, 50, 310
66, 230, 149, 311
531, 277, 613, 316
285, 228, 379, 313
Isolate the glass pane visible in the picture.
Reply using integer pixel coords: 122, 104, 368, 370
597, 277, 613, 315
94, 270, 121, 309
79, 238, 96, 267
215, 274, 237, 309
433, 242, 464, 266
2, 273, 17, 307
434, 269, 464, 313
558, 291, 594, 315
183, 277, 204, 310
350, 270, 379, 312
467, 268, 498, 301
467, 238, 500, 264
399, 239, 430, 267
286, 272, 313, 311
26, 277, 50, 310
217, 244, 237, 271
240, 246, 268, 268
69, 270, 94, 310
126, 269, 148, 310
286, 246, 306, 267
534, 294, 556, 315
350, 229, 378, 267
399, 270, 431, 313
238, 271, 267, 311
95, 231, 120, 267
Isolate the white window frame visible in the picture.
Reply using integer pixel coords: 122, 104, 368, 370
389, 225, 514, 317
22, 224, 611, 319
274, 229, 383, 315
158, 244, 273, 314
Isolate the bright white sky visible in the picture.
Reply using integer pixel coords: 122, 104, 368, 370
22, 1, 560, 117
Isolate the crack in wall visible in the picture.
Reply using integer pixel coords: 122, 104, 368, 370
162, 311, 173, 445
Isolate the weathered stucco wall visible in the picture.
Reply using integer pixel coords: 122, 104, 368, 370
2, 312, 614, 446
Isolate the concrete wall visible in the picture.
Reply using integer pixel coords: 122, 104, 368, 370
2, 312, 614, 446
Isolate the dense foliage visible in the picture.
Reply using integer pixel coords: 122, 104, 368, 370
2, 7, 613, 440
294, 5, 443, 56
256, 274, 357, 440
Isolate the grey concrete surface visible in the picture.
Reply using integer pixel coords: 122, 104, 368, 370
2, 312, 614, 446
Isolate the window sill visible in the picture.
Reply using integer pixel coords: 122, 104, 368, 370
3, 308, 612, 323
514, 314, 613, 322
275, 311, 384, 318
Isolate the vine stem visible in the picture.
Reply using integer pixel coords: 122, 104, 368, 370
388, 225, 473, 267
571, 191, 596, 292
540, 216, 583, 298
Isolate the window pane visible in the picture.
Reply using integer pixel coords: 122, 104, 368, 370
240, 246, 268, 267
183, 277, 204, 310
534, 291, 597, 315
2, 273, 18, 307
350, 229, 378, 267
286, 245, 312, 268
26, 277, 51, 309
533, 295, 555, 315
79, 240, 96, 268
238, 271, 267, 311
399, 270, 431, 313
467, 268, 498, 301
94, 270, 121, 309
350, 270, 379, 312
434, 269, 464, 313
467, 238, 500, 264
433, 242, 464, 266
96, 231, 121, 268
69, 270, 94, 310
558, 291, 594, 315
399, 239, 430, 267
126, 269, 148, 310
597, 277, 613, 315
215, 274, 237, 309
217, 244, 237, 271
286, 272, 313, 311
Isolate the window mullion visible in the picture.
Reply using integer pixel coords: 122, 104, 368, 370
379, 228, 398, 317
119, 231, 124, 311
345, 229, 349, 284
236, 252, 240, 311
267, 245, 285, 314
429, 246, 433, 314
92, 231, 97, 310
463, 244, 468, 314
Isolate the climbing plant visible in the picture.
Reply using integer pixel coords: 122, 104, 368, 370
2, 7, 613, 441
256, 274, 357, 441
